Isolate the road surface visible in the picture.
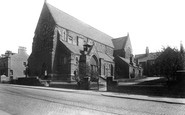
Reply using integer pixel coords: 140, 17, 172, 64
0, 84, 185, 115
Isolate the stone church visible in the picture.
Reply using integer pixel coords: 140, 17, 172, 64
112, 34, 142, 79
28, 3, 114, 82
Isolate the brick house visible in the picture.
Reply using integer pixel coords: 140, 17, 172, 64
112, 34, 142, 79
135, 47, 159, 76
0, 47, 29, 80
28, 3, 114, 82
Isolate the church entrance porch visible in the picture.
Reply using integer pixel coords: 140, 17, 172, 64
90, 55, 99, 82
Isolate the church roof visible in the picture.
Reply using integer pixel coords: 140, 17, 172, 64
118, 56, 138, 67
112, 35, 128, 50
119, 56, 130, 64
98, 52, 114, 63
46, 3, 114, 48
61, 41, 82, 55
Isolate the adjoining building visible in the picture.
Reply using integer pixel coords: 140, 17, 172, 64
112, 34, 142, 79
28, 3, 115, 82
0, 47, 29, 81
135, 47, 159, 76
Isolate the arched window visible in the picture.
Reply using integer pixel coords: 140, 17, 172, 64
111, 64, 114, 76
104, 64, 106, 76
63, 57, 67, 64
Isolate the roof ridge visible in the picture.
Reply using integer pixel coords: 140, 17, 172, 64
46, 3, 90, 29
116, 36, 127, 39
46, 3, 114, 47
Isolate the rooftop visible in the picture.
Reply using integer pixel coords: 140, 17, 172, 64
135, 52, 160, 61
112, 34, 130, 50
46, 3, 114, 48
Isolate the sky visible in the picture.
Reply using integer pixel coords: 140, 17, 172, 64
0, 0, 185, 55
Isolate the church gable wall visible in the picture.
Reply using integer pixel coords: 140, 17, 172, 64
28, 4, 56, 77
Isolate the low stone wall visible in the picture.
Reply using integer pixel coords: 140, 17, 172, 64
107, 77, 118, 91
176, 70, 185, 82
17, 77, 42, 86
106, 76, 185, 98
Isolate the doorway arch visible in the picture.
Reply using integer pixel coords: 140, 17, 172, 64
90, 55, 98, 73
90, 55, 99, 81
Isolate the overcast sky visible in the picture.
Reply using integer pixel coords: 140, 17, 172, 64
0, 0, 185, 55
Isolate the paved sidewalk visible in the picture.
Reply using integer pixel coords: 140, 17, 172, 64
0, 110, 11, 115
4, 84, 185, 105
102, 92, 185, 104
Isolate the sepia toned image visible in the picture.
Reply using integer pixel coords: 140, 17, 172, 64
0, 0, 185, 115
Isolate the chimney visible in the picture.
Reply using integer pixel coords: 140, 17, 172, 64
5, 50, 13, 57
146, 46, 149, 56
130, 54, 134, 65
18, 46, 26, 54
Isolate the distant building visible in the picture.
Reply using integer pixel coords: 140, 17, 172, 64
135, 47, 159, 76
0, 47, 29, 80
112, 34, 142, 79
28, 3, 114, 82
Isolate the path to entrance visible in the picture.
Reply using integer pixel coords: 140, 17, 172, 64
118, 77, 163, 86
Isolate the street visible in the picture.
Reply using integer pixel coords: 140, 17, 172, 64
0, 84, 185, 115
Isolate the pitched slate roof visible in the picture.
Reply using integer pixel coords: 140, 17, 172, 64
46, 3, 114, 48
61, 41, 82, 55
119, 56, 130, 64
135, 53, 159, 62
118, 56, 138, 67
112, 35, 128, 50
98, 52, 114, 63
135, 54, 146, 59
